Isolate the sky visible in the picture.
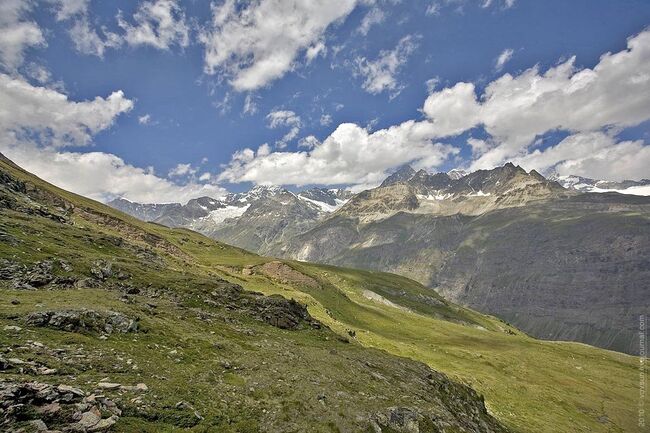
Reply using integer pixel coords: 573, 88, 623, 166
1, 0, 649, 203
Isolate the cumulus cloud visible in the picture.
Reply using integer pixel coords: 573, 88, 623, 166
117, 0, 189, 50
0, 74, 225, 204
513, 131, 650, 181
138, 114, 152, 125
200, 0, 359, 91
218, 29, 650, 186
0, 0, 46, 70
417, 29, 650, 177
0, 73, 133, 147
2, 144, 226, 204
494, 48, 513, 71
356, 35, 419, 96
218, 121, 458, 186
168, 162, 197, 177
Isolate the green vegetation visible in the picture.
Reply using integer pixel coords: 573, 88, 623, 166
0, 155, 641, 433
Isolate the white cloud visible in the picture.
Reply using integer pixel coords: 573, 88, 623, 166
356, 35, 419, 96
0, 73, 133, 147
425, 77, 440, 93
168, 162, 196, 177
421, 82, 481, 137
24, 63, 52, 84
49, 0, 89, 21
320, 114, 333, 126
416, 29, 650, 178
358, 7, 385, 36
0, 73, 224, 204
218, 29, 650, 186
200, 0, 359, 91
2, 144, 226, 204
298, 135, 320, 149
467, 137, 489, 156
69, 18, 121, 57
494, 48, 513, 71
198, 172, 211, 181
483, 0, 516, 8
513, 131, 650, 181
425, 2, 440, 16
68, 0, 189, 57
117, 0, 189, 50
0, 0, 45, 70
218, 121, 458, 186
305, 41, 327, 63
138, 114, 152, 125
266, 110, 302, 147
266, 110, 301, 129
243, 93, 258, 115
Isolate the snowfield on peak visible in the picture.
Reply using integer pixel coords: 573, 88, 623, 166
206, 204, 250, 224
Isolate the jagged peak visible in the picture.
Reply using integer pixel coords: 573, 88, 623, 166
447, 168, 468, 180
380, 164, 417, 187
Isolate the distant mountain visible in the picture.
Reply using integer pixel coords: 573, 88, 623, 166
106, 198, 181, 222
109, 185, 352, 254
336, 162, 566, 223
550, 174, 650, 195
276, 163, 650, 355
447, 168, 468, 180
380, 164, 417, 187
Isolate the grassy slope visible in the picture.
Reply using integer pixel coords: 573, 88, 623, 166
1, 159, 507, 433
0, 156, 641, 433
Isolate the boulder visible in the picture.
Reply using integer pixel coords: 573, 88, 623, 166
90, 260, 113, 281
25, 309, 139, 335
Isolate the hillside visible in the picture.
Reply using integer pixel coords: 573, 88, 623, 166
0, 154, 642, 433
278, 164, 650, 355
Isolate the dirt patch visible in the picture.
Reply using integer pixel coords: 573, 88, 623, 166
256, 261, 320, 290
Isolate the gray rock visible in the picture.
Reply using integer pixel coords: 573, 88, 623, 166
25, 309, 139, 335
90, 260, 113, 280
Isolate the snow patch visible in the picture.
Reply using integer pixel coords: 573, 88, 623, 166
207, 205, 249, 224
298, 195, 347, 213
590, 185, 650, 196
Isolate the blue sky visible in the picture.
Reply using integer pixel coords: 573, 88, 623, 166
1, 0, 649, 202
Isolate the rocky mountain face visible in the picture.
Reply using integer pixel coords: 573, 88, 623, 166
277, 164, 650, 355
109, 186, 352, 254
551, 173, 650, 195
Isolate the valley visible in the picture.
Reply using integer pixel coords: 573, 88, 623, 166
0, 153, 643, 432
112, 163, 650, 355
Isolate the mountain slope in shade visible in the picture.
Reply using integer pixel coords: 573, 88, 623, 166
277, 164, 650, 355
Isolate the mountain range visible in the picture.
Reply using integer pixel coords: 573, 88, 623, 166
110, 164, 650, 355
0, 152, 644, 433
